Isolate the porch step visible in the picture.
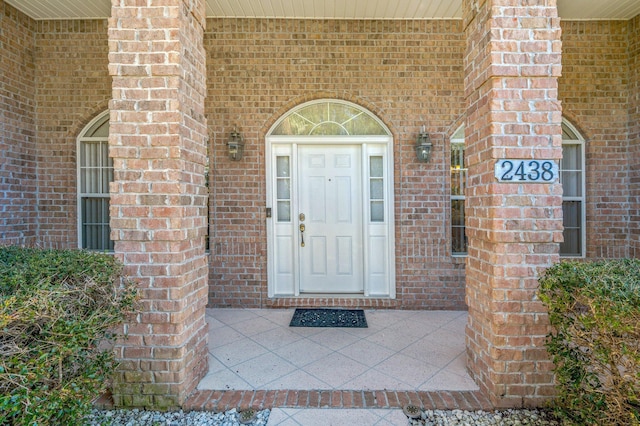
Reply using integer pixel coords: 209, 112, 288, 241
183, 389, 493, 412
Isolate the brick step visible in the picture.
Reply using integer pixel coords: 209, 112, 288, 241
183, 390, 492, 412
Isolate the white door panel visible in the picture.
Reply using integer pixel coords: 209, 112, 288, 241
298, 145, 363, 293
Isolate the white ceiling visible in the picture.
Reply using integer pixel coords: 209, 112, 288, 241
5, 0, 640, 21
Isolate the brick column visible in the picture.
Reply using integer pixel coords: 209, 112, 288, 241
108, 0, 209, 408
462, 0, 563, 407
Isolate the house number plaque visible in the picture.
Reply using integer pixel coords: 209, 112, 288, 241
495, 159, 559, 183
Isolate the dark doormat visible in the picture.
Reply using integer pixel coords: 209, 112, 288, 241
289, 308, 368, 328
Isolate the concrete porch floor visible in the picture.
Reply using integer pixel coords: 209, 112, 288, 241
185, 308, 491, 424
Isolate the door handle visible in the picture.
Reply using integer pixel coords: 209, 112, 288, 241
299, 224, 305, 247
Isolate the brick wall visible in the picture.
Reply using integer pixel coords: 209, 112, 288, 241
629, 15, 640, 252
0, 1, 37, 246
205, 18, 468, 309
559, 20, 633, 258
34, 19, 111, 248
2, 9, 637, 310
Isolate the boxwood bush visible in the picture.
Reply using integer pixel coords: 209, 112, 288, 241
0, 246, 137, 426
539, 259, 640, 426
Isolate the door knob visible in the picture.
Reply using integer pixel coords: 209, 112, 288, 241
299, 224, 305, 247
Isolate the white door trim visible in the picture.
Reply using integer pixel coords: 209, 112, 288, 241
266, 136, 395, 299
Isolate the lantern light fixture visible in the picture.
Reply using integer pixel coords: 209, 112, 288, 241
415, 125, 432, 163
227, 128, 244, 161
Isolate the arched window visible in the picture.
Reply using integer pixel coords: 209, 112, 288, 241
270, 100, 389, 136
77, 112, 113, 251
560, 120, 585, 257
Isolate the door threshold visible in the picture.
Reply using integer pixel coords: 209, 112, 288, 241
298, 293, 366, 298
266, 295, 399, 309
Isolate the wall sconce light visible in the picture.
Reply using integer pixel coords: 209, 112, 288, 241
227, 128, 244, 161
415, 126, 432, 162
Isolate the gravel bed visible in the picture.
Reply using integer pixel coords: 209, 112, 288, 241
83, 408, 270, 426
409, 409, 560, 425
84, 407, 559, 425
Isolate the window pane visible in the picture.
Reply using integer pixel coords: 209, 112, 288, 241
277, 178, 290, 199
277, 201, 291, 222
310, 122, 348, 135
370, 201, 384, 222
102, 168, 111, 193
560, 201, 581, 256
451, 200, 467, 254
451, 200, 465, 226
369, 156, 383, 178
272, 114, 314, 135
328, 103, 360, 123
298, 103, 326, 124
560, 144, 581, 170
370, 179, 383, 200
450, 143, 466, 196
561, 171, 582, 197
276, 156, 290, 177
82, 197, 110, 251
343, 116, 386, 135
86, 115, 110, 138
452, 227, 467, 254
562, 123, 579, 140
452, 126, 465, 139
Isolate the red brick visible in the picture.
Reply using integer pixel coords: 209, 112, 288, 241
319, 390, 331, 408
330, 391, 342, 408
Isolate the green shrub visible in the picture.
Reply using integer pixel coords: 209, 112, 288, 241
0, 246, 137, 426
539, 259, 640, 426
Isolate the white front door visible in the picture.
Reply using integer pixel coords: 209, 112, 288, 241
298, 145, 363, 293
267, 139, 395, 298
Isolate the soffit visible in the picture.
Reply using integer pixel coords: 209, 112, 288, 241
4, 0, 640, 21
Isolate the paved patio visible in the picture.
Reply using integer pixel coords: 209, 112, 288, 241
185, 308, 490, 424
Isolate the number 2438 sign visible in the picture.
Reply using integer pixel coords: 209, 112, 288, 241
495, 159, 559, 183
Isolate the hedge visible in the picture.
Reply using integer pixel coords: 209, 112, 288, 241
0, 246, 137, 426
539, 259, 640, 426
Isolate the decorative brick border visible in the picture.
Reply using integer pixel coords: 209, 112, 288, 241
182, 390, 493, 412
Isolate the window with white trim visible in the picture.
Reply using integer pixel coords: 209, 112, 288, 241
560, 120, 585, 257
77, 112, 113, 251
450, 126, 467, 255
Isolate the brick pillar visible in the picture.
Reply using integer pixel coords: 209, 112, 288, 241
462, 0, 563, 408
108, 0, 209, 408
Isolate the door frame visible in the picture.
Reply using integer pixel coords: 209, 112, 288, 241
266, 135, 395, 298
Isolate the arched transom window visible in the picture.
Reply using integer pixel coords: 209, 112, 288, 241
270, 100, 390, 136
